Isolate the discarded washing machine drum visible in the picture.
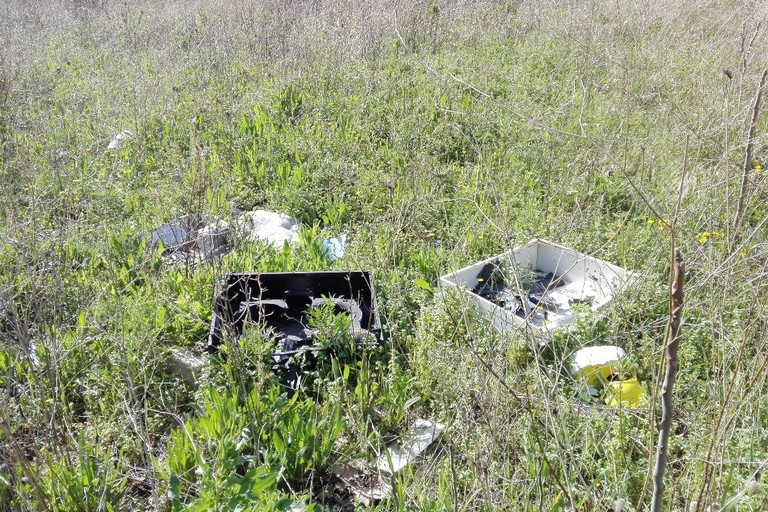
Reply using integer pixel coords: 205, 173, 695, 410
207, 272, 382, 387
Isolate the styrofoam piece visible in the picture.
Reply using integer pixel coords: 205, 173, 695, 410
234, 210, 300, 248
376, 419, 445, 474
438, 239, 630, 340
168, 348, 207, 386
570, 346, 627, 373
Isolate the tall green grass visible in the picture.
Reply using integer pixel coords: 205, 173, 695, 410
2, 0, 768, 510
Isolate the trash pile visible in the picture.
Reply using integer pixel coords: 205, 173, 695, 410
440, 239, 630, 337
441, 238, 643, 409
149, 209, 345, 264
200, 269, 446, 506
159, 226, 642, 508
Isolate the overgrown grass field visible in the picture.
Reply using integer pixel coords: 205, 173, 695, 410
2, 0, 768, 510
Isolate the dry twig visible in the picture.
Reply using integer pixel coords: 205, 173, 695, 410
733, 67, 768, 238
651, 248, 685, 512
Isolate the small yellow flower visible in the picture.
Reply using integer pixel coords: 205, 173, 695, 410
755, 165, 762, 173
698, 230, 724, 243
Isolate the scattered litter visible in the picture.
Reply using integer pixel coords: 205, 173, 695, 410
148, 210, 350, 265
207, 271, 381, 391
233, 210, 300, 248
148, 214, 230, 263
568, 345, 644, 408
439, 239, 630, 340
150, 217, 196, 252
321, 234, 347, 262
326, 418, 443, 507
167, 348, 207, 387
376, 419, 445, 474
330, 463, 392, 507
107, 129, 134, 150
150, 213, 211, 253
197, 219, 230, 261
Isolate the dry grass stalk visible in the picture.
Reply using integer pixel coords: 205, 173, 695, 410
651, 247, 685, 512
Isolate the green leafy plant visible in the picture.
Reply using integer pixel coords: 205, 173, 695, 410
37, 435, 128, 512
163, 381, 343, 508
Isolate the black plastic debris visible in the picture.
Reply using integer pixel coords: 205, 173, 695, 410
527, 271, 564, 313
471, 262, 505, 300
471, 264, 565, 322
208, 271, 381, 390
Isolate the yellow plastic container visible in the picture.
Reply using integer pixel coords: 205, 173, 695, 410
605, 377, 643, 408
569, 345, 644, 409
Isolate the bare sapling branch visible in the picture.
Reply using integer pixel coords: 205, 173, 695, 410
651, 248, 685, 512
733, 67, 768, 238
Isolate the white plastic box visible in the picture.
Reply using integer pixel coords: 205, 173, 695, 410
439, 239, 630, 341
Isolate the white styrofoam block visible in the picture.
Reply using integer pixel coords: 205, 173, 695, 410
234, 210, 300, 248
570, 345, 627, 373
439, 239, 631, 339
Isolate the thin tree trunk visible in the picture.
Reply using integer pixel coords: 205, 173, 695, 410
733, 67, 768, 237
651, 248, 685, 512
